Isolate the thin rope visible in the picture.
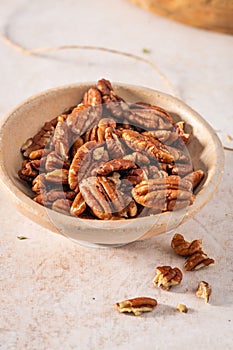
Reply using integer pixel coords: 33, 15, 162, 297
0, 31, 179, 97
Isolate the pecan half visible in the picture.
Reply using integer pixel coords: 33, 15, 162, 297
21, 117, 58, 157
105, 126, 125, 158
51, 117, 70, 160
184, 170, 205, 189
97, 78, 129, 117
153, 266, 183, 290
132, 176, 193, 211
176, 121, 190, 143
196, 281, 211, 303
52, 198, 72, 215
66, 88, 102, 135
114, 297, 157, 316
69, 141, 106, 191
124, 102, 174, 130
184, 252, 215, 271
122, 129, 174, 163
97, 158, 137, 176
45, 169, 69, 184
70, 192, 86, 217
171, 233, 202, 257
45, 151, 70, 172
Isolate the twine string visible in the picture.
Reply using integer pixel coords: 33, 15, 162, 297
0, 31, 231, 151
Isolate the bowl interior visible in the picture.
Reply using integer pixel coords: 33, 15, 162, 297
0, 83, 224, 245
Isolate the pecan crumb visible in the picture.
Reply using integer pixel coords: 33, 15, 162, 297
196, 281, 211, 303
153, 266, 182, 290
114, 297, 157, 316
176, 304, 188, 313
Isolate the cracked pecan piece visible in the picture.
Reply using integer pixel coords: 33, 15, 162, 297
171, 233, 202, 257
153, 266, 183, 290
132, 176, 193, 210
145, 129, 180, 146
184, 252, 215, 271
114, 297, 157, 316
97, 158, 137, 176
83, 118, 117, 143
196, 281, 212, 303
122, 129, 174, 164
176, 121, 190, 143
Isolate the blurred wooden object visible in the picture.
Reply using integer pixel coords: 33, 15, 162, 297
129, 0, 233, 34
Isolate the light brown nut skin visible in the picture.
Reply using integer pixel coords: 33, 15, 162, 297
45, 151, 70, 172
184, 252, 215, 271
97, 158, 137, 176
146, 129, 179, 146
122, 129, 174, 164
196, 281, 212, 303
114, 297, 157, 316
153, 266, 183, 290
171, 233, 203, 257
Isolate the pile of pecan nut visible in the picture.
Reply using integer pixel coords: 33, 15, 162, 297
18, 78, 204, 220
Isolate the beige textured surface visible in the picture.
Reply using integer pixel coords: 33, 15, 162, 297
0, 1, 232, 349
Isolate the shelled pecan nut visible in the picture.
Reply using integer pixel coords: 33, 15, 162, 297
132, 176, 193, 210
153, 266, 183, 290
70, 192, 86, 217
114, 297, 157, 316
171, 233, 202, 257
97, 158, 137, 176
184, 251, 215, 271
122, 129, 174, 163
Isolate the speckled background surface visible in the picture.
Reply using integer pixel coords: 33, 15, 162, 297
0, 1, 232, 349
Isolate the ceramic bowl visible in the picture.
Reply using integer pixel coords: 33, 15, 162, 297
0, 83, 224, 247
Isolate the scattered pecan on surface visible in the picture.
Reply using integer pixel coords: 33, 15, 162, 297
184, 251, 215, 271
196, 281, 212, 303
171, 233, 202, 257
114, 297, 157, 316
153, 266, 183, 290
176, 304, 188, 313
